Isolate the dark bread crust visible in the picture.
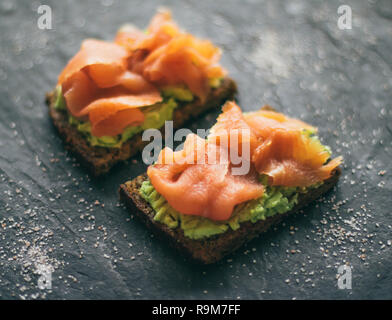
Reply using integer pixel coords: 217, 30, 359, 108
46, 77, 237, 176
119, 167, 341, 264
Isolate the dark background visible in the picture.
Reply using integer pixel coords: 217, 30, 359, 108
0, 0, 391, 299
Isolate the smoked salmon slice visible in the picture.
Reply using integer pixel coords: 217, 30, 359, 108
58, 40, 162, 137
252, 129, 342, 187
147, 101, 341, 220
244, 108, 315, 140
119, 71, 158, 93
62, 70, 98, 118
140, 34, 225, 101
242, 107, 341, 186
115, 10, 179, 52
57, 11, 227, 139
114, 24, 146, 51
61, 68, 162, 137
147, 134, 264, 221
115, 10, 226, 100
80, 93, 160, 137
58, 39, 129, 87
208, 101, 260, 157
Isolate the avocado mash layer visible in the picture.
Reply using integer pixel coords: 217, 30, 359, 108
139, 176, 322, 240
53, 78, 223, 148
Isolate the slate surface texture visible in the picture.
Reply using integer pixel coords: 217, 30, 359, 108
0, 0, 391, 299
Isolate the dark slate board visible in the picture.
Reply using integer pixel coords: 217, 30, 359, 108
0, 0, 391, 300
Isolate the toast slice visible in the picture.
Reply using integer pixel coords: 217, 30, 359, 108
119, 167, 341, 264
46, 77, 237, 176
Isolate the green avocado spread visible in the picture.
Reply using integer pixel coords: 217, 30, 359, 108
139, 176, 323, 240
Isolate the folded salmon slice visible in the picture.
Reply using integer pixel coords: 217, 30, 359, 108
115, 10, 179, 52
57, 11, 227, 139
244, 108, 315, 140
62, 69, 161, 137
62, 70, 98, 117
79, 94, 161, 137
212, 102, 341, 186
116, 10, 226, 100
148, 134, 264, 221
58, 40, 162, 137
252, 129, 342, 186
208, 101, 260, 158
147, 101, 341, 219
119, 71, 157, 93
62, 68, 159, 118
140, 34, 224, 100
114, 24, 146, 51
245, 108, 342, 187
58, 39, 129, 87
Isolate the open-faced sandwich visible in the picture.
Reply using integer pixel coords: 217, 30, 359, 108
46, 10, 236, 175
119, 101, 342, 264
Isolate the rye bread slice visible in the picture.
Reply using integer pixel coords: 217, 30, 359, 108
119, 167, 341, 264
46, 77, 237, 176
